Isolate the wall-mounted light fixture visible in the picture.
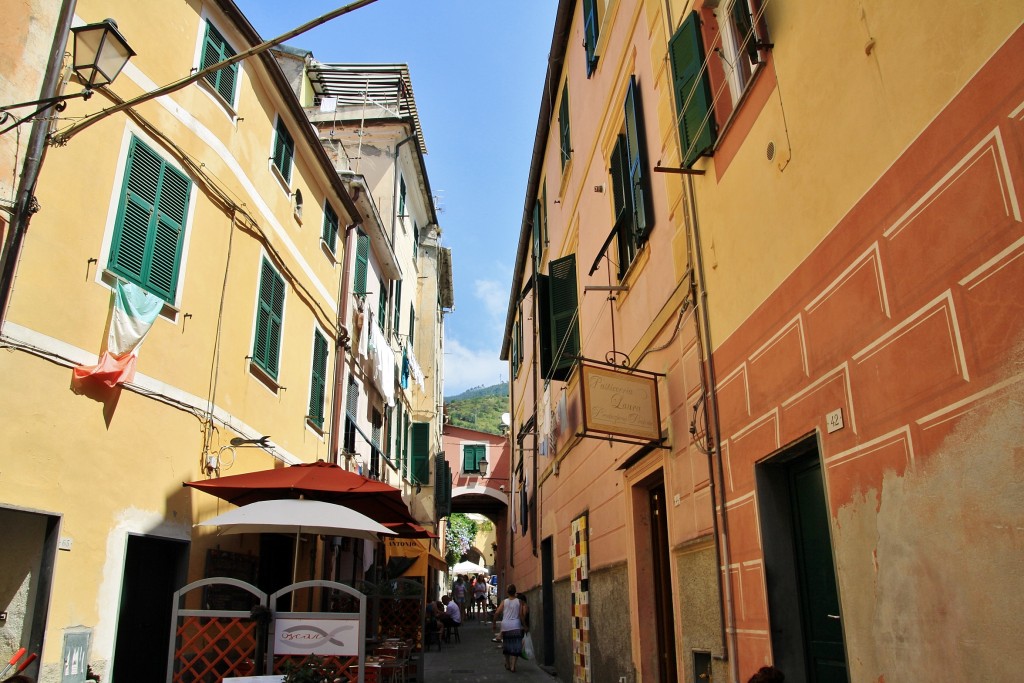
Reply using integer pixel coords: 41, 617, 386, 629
1, 19, 135, 136
478, 458, 489, 477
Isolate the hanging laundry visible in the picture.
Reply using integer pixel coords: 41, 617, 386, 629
401, 347, 410, 390
73, 281, 163, 388
407, 347, 425, 392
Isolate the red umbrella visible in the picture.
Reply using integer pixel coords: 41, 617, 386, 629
184, 460, 417, 525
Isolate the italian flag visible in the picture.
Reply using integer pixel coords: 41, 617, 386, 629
73, 281, 164, 388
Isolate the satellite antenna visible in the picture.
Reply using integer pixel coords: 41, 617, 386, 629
499, 413, 511, 436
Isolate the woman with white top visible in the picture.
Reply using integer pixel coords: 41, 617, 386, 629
492, 583, 528, 672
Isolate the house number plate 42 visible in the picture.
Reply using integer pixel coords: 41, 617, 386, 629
826, 408, 844, 433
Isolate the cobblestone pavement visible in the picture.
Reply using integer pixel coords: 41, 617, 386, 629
420, 616, 559, 682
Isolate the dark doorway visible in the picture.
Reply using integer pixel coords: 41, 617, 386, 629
650, 483, 679, 683
541, 536, 555, 667
259, 534, 297, 611
757, 437, 848, 682
111, 534, 187, 683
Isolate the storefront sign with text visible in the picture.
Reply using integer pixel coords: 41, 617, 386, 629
581, 363, 660, 441
273, 618, 360, 656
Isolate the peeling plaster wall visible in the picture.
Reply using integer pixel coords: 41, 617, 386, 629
675, 540, 728, 683
835, 375, 1024, 682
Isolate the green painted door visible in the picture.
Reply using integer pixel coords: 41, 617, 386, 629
790, 457, 848, 682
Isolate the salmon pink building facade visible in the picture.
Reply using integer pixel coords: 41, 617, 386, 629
503, 1, 1024, 682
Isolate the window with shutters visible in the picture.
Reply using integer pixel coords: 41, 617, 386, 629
539, 254, 580, 381
199, 21, 238, 108
378, 278, 388, 332
344, 376, 359, 454
107, 136, 192, 304
434, 455, 452, 519
252, 258, 286, 380
370, 408, 382, 478
582, 0, 600, 77
408, 305, 415, 347
385, 406, 394, 461
402, 412, 411, 480
272, 117, 295, 185
462, 444, 485, 474
669, 5, 769, 168
411, 422, 430, 484
412, 223, 419, 262
398, 175, 407, 217
609, 76, 653, 279
393, 402, 403, 466
558, 82, 572, 170
321, 202, 339, 253
353, 229, 369, 295
392, 279, 402, 338
717, 0, 766, 109
307, 329, 329, 429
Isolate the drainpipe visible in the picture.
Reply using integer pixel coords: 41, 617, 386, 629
687, 174, 740, 683
0, 0, 77, 328
328, 213, 361, 467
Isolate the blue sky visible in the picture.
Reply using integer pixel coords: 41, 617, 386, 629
237, 1, 558, 396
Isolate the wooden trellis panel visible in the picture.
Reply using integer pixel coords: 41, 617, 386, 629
172, 616, 257, 682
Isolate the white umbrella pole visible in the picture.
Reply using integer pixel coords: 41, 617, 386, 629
291, 531, 300, 611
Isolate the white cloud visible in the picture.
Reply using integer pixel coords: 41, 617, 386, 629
473, 278, 509, 324
442, 336, 507, 397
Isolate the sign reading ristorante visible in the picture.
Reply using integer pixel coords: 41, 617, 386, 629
580, 362, 660, 441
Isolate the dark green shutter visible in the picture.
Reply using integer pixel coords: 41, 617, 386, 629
253, 259, 285, 378
462, 444, 484, 472
109, 137, 190, 302
669, 12, 716, 167
408, 305, 415, 347
201, 22, 238, 104
548, 254, 580, 381
393, 279, 402, 335
731, 0, 759, 64
322, 203, 338, 252
308, 330, 329, 427
532, 200, 542, 265
394, 402, 403, 465
378, 278, 388, 331
402, 412, 411, 479
398, 176, 407, 216
559, 84, 572, 168
610, 133, 635, 279
537, 273, 554, 380
411, 422, 430, 484
273, 118, 294, 182
413, 223, 419, 261
624, 75, 652, 242
435, 455, 452, 519
353, 230, 369, 294
511, 319, 520, 378
541, 184, 548, 247
344, 376, 358, 452
583, 0, 599, 76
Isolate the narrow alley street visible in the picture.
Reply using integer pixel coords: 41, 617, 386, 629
422, 618, 557, 683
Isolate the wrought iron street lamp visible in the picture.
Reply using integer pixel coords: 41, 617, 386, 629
0, 19, 135, 136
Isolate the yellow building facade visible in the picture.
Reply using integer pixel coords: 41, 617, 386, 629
1, 1, 368, 679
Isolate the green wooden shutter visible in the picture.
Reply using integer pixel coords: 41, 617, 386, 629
541, 184, 548, 247
308, 329, 329, 427
344, 376, 359, 452
408, 305, 415, 347
393, 279, 402, 335
435, 455, 452, 519
398, 175, 407, 216
463, 444, 484, 472
201, 22, 238, 104
512, 318, 521, 378
559, 84, 572, 168
537, 273, 554, 380
411, 422, 430, 484
670, 12, 716, 167
624, 75, 652, 242
532, 200, 542, 265
610, 133, 635, 279
253, 258, 285, 378
393, 402, 403, 465
322, 202, 339, 252
109, 137, 190, 302
548, 254, 580, 381
273, 118, 294, 182
413, 223, 419, 261
353, 230, 369, 294
378, 278, 388, 331
402, 412, 411, 479
583, 0, 599, 76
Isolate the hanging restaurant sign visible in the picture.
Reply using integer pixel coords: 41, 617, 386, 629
580, 361, 661, 442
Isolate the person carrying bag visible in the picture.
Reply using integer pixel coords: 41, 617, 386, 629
492, 584, 529, 672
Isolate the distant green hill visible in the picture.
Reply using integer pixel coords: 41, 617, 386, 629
445, 382, 509, 435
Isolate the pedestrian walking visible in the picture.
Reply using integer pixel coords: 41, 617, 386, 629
492, 583, 528, 672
